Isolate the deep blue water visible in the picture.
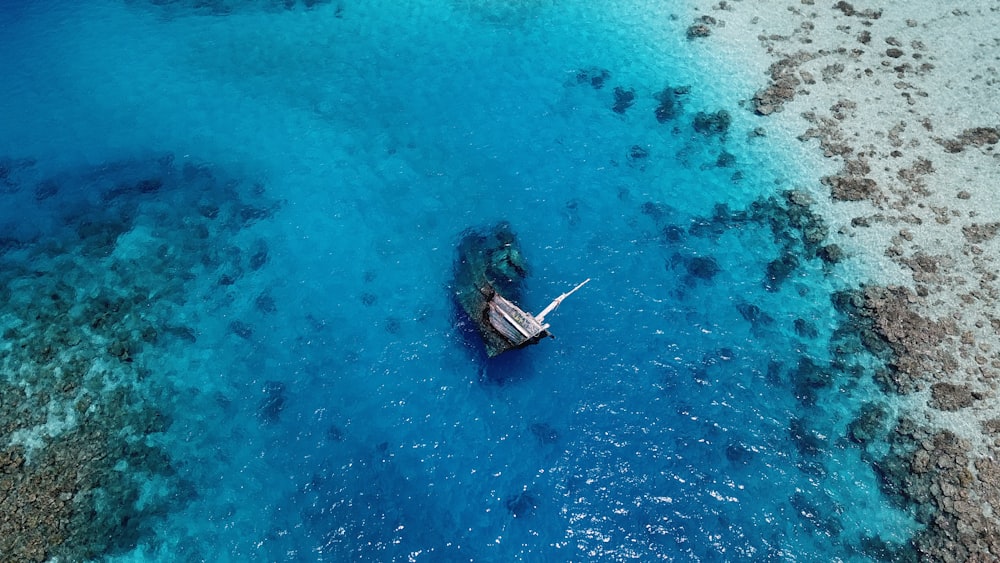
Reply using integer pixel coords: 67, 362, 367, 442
0, 1, 919, 561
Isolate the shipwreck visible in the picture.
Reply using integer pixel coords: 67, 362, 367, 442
453, 223, 589, 357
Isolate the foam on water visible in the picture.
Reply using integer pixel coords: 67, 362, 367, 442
0, 1, 921, 561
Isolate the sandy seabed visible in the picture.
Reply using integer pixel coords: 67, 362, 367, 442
680, 1, 1000, 560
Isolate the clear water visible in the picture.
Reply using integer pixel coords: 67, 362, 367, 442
0, 1, 919, 561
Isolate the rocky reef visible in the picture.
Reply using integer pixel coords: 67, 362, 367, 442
0, 252, 182, 561
0, 154, 281, 559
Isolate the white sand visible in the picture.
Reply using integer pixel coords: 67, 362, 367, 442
676, 0, 1000, 556
688, 0, 1000, 441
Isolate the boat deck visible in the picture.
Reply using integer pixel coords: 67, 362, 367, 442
486, 292, 549, 348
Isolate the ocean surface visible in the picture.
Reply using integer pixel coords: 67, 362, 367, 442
0, 1, 920, 561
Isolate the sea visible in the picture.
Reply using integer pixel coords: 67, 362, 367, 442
0, 1, 921, 561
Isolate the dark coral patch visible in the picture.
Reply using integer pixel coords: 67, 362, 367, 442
258, 381, 287, 424
248, 239, 269, 271
654, 85, 690, 123
529, 422, 560, 445
575, 67, 611, 89
686, 256, 721, 281
255, 292, 277, 314
764, 252, 799, 291
505, 491, 538, 518
693, 110, 732, 136
612, 86, 636, 114
626, 145, 649, 168
229, 321, 254, 339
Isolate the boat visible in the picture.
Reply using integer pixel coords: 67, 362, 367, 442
453, 223, 589, 357
482, 279, 590, 356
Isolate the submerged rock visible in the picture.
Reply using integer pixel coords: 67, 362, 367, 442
857, 285, 949, 394
34, 180, 59, 201
248, 239, 269, 270
529, 422, 560, 444
791, 491, 843, 537
686, 15, 718, 40
752, 55, 810, 115
716, 151, 736, 168
790, 357, 831, 405
255, 292, 277, 314
686, 256, 721, 281
822, 173, 879, 202
326, 425, 345, 442
961, 222, 1000, 244
640, 201, 674, 223
817, 243, 844, 264
736, 302, 774, 328
693, 109, 732, 136
725, 441, 754, 466
847, 402, 888, 445
764, 252, 799, 291
857, 534, 919, 562
228, 321, 254, 339
875, 418, 996, 561
141, 0, 333, 16
789, 417, 826, 456
258, 381, 287, 423
612, 86, 636, 114
688, 203, 747, 240
662, 224, 685, 243
505, 491, 538, 518
100, 177, 163, 202
626, 145, 649, 167
929, 382, 977, 411
936, 126, 1000, 153
654, 85, 690, 123
793, 318, 819, 339
686, 23, 711, 39
575, 67, 611, 90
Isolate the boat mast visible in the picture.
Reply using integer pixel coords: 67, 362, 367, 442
534, 278, 591, 326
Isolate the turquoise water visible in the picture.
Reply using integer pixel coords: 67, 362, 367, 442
0, 1, 919, 561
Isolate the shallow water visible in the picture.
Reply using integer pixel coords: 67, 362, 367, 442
1, 1, 918, 561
